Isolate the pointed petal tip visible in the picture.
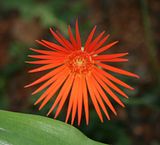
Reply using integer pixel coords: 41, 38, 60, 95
29, 47, 34, 51
38, 105, 43, 110
24, 85, 28, 88
100, 119, 104, 123
35, 40, 40, 43
113, 110, 117, 116
132, 74, 140, 79
76, 18, 79, 23
25, 61, 29, 64
78, 122, 80, 126
65, 120, 68, 123
24, 84, 30, 88
31, 91, 36, 95
49, 27, 53, 31
34, 100, 41, 106
28, 70, 32, 73
135, 74, 140, 79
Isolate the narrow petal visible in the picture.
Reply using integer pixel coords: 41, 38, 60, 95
47, 74, 74, 117
93, 69, 128, 98
75, 19, 81, 49
90, 75, 110, 120
92, 72, 125, 107
77, 76, 83, 125
28, 55, 64, 60
56, 31, 74, 50
37, 69, 70, 110
36, 40, 67, 53
65, 74, 79, 123
87, 31, 105, 52
29, 48, 65, 56
93, 34, 110, 51
91, 70, 117, 115
71, 86, 78, 125
86, 74, 103, 122
28, 62, 63, 73
36, 40, 55, 51
84, 26, 97, 50
95, 67, 134, 90
42, 40, 69, 52
99, 58, 128, 62
93, 41, 119, 55
50, 28, 71, 50
97, 62, 139, 78
32, 67, 68, 95
82, 75, 89, 125
68, 25, 77, 49
25, 65, 66, 88
93, 53, 128, 60
26, 59, 64, 65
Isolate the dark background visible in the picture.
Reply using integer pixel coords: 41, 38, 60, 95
0, 0, 160, 145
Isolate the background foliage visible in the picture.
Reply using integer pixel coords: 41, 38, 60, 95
0, 0, 160, 145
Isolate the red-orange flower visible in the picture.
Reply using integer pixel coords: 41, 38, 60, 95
26, 20, 139, 125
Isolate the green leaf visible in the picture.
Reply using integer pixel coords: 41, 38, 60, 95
0, 110, 108, 145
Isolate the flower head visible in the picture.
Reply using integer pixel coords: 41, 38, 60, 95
26, 20, 139, 125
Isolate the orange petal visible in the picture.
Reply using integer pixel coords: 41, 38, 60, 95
93, 72, 125, 107
47, 74, 74, 117
93, 34, 110, 51
87, 31, 105, 52
68, 25, 77, 49
95, 67, 134, 90
31, 68, 68, 95
50, 28, 70, 50
91, 70, 117, 115
28, 55, 64, 60
77, 76, 83, 125
93, 69, 128, 98
37, 69, 70, 110
26, 58, 64, 65
71, 86, 78, 125
36, 40, 67, 53
75, 19, 81, 49
84, 26, 97, 50
93, 41, 119, 54
86, 74, 103, 122
97, 62, 139, 78
100, 58, 128, 62
25, 65, 66, 88
29, 48, 65, 55
82, 75, 89, 125
28, 62, 63, 73
93, 53, 128, 60
42, 40, 69, 53
32, 69, 68, 101
90, 75, 110, 120
56, 31, 74, 50
65, 74, 78, 123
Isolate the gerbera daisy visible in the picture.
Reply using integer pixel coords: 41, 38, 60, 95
25, 20, 139, 125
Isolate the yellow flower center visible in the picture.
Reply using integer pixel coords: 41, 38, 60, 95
66, 49, 94, 74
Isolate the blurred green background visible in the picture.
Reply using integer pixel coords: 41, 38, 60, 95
0, 0, 160, 145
